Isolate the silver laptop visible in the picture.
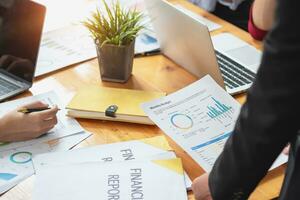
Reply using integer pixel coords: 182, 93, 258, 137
145, 0, 262, 95
0, 0, 46, 101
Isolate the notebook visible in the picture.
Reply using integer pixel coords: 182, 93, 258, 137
66, 86, 166, 124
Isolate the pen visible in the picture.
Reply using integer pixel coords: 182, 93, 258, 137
135, 49, 161, 57
17, 107, 51, 114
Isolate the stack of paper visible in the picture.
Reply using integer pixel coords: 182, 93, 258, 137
33, 159, 187, 200
0, 92, 91, 194
32, 136, 190, 199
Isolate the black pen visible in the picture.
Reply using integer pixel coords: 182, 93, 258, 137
135, 49, 161, 57
17, 107, 51, 114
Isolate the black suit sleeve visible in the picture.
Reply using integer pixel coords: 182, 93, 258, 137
208, 0, 300, 199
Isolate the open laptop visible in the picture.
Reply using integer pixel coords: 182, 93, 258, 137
0, 0, 46, 101
145, 0, 262, 95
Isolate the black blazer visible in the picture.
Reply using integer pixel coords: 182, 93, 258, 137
208, 0, 300, 199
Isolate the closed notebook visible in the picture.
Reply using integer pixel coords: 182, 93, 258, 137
66, 86, 166, 125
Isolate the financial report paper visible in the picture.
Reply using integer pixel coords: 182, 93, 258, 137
142, 75, 287, 172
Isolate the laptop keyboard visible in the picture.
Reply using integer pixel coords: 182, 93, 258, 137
215, 51, 256, 89
0, 76, 21, 96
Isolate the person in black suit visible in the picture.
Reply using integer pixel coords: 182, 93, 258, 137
191, 0, 300, 199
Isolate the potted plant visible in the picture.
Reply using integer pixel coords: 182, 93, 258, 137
83, 0, 144, 83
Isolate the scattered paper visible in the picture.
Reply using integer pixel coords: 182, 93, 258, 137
32, 136, 192, 190
33, 159, 187, 200
142, 75, 287, 172
35, 25, 97, 77
36, 24, 160, 77
0, 91, 84, 152
0, 132, 91, 194
33, 136, 172, 170
270, 154, 288, 171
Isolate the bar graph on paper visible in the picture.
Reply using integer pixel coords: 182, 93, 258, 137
206, 97, 234, 122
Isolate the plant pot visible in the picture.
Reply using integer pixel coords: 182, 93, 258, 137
96, 40, 135, 83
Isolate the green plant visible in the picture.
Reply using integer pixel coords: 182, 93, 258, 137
83, 0, 145, 47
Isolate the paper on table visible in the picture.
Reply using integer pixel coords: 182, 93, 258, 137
32, 136, 192, 190
270, 154, 288, 170
45, 131, 92, 153
35, 25, 97, 77
142, 75, 241, 172
35, 24, 160, 77
0, 91, 84, 152
142, 75, 287, 172
33, 159, 188, 200
143, 151, 193, 191
174, 4, 222, 32
34, 0, 161, 76
0, 132, 91, 194
32, 136, 172, 170
135, 33, 160, 55
0, 144, 49, 194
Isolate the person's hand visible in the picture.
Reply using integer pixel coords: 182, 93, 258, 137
283, 144, 290, 155
0, 101, 59, 142
0, 54, 34, 81
192, 173, 213, 200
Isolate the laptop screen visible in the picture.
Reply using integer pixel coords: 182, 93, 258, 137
0, 0, 45, 83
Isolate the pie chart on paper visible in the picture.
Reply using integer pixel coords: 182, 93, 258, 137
170, 114, 194, 130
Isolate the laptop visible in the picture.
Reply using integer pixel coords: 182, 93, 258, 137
145, 0, 262, 95
0, 0, 46, 102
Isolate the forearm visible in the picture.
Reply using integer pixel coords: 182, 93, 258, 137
0, 116, 7, 141
252, 0, 276, 31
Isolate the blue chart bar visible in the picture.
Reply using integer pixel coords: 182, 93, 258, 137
207, 97, 232, 119
0, 173, 17, 181
191, 132, 232, 151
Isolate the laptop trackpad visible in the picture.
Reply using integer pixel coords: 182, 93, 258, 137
226, 46, 262, 71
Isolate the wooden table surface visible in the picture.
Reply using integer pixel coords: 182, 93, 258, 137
1, 0, 285, 199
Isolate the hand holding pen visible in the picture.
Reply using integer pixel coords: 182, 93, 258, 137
0, 101, 59, 142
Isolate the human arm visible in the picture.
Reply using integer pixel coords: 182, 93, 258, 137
248, 0, 276, 40
252, 0, 276, 31
0, 101, 58, 142
192, 173, 212, 200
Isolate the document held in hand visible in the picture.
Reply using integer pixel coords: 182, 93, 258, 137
33, 159, 188, 200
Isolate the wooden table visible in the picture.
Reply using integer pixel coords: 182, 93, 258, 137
1, 0, 285, 199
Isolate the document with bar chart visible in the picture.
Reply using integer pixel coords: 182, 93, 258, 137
142, 75, 288, 171
142, 75, 242, 172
